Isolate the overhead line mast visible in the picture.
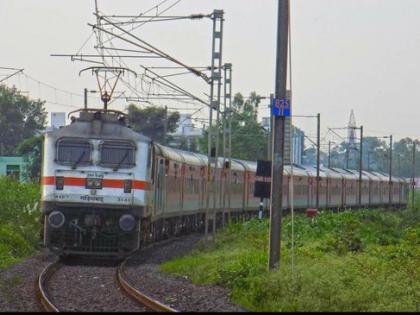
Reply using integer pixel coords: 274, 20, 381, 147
206, 9, 224, 242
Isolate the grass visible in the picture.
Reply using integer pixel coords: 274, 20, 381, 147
160, 207, 420, 312
0, 176, 41, 269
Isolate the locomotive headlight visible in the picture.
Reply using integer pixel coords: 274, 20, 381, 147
86, 177, 102, 189
119, 214, 136, 232
48, 211, 65, 229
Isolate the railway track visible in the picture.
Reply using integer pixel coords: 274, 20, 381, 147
36, 256, 177, 312
37, 260, 60, 312
117, 256, 178, 312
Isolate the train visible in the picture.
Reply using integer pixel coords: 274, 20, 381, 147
41, 108, 410, 257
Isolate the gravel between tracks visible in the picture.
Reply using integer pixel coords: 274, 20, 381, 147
0, 249, 55, 312
125, 234, 246, 312
47, 260, 147, 312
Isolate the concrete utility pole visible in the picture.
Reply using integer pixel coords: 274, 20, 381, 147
269, 0, 289, 271
412, 141, 416, 209
358, 126, 363, 206
389, 135, 393, 206
316, 113, 320, 209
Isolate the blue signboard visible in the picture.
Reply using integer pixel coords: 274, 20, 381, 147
272, 97, 291, 117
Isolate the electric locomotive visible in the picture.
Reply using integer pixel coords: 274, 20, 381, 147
41, 109, 152, 256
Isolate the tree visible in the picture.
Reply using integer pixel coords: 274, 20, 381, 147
199, 92, 269, 161
16, 135, 43, 182
391, 137, 420, 178
127, 104, 180, 144
0, 85, 47, 155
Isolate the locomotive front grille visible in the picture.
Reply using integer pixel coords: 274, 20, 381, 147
46, 208, 138, 256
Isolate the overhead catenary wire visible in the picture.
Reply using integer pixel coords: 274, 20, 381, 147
50, 1, 211, 119
100, 0, 183, 44
90, 14, 209, 82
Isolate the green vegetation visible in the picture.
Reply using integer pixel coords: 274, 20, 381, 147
127, 104, 180, 144
161, 208, 420, 312
0, 176, 41, 269
199, 92, 270, 161
0, 85, 47, 156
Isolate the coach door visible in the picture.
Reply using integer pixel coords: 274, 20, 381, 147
153, 158, 166, 215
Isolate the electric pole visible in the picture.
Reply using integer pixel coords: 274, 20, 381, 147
389, 135, 393, 206
328, 141, 331, 168
346, 143, 350, 169
358, 126, 363, 206
316, 113, 320, 210
84, 88, 88, 109
163, 106, 168, 145
269, 0, 289, 271
222, 63, 232, 227
267, 94, 274, 160
206, 9, 224, 242
412, 141, 416, 209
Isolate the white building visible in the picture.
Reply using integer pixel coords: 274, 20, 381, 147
173, 114, 203, 137
169, 114, 203, 151
50, 112, 66, 130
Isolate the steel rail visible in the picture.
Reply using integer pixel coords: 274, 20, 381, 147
117, 257, 178, 312
37, 261, 61, 312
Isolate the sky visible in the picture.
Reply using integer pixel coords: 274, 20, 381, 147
1, 0, 420, 145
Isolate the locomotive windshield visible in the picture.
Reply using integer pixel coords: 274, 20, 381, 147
99, 140, 135, 170
56, 138, 92, 167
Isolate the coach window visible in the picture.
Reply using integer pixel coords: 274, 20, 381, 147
99, 140, 136, 169
56, 138, 92, 166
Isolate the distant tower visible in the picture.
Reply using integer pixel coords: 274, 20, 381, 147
347, 110, 356, 149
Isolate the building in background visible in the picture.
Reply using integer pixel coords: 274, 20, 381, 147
292, 127, 305, 165
46, 112, 66, 131
0, 156, 28, 182
168, 113, 203, 151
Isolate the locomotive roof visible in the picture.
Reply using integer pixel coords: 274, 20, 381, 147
46, 111, 150, 143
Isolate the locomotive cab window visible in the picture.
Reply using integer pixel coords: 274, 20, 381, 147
99, 140, 136, 170
56, 138, 92, 167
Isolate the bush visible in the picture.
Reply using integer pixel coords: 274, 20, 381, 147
161, 208, 420, 312
0, 176, 41, 269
